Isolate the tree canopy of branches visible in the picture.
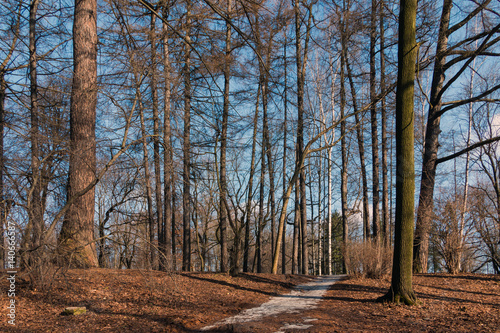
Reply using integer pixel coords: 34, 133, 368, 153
1, 0, 499, 288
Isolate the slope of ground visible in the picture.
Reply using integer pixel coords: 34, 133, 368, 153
0, 268, 311, 332
1, 269, 499, 332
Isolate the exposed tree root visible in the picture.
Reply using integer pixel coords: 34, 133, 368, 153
376, 288, 418, 306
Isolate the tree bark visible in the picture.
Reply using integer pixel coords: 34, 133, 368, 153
380, 0, 390, 246
294, 0, 310, 275
380, 0, 418, 305
370, 0, 380, 242
182, 1, 192, 271
243, 85, 260, 273
219, 0, 232, 274
138, 91, 155, 269
0, 72, 5, 269
59, 0, 98, 268
161, 0, 173, 271
413, 0, 452, 273
149, 10, 163, 271
281, 32, 288, 274
292, 176, 300, 274
29, 0, 44, 255
345, 54, 369, 242
340, 13, 348, 274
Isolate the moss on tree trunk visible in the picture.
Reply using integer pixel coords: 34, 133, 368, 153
378, 0, 418, 305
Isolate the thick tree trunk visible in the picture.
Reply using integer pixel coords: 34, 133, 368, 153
381, 0, 418, 305
59, 0, 98, 268
413, 0, 452, 273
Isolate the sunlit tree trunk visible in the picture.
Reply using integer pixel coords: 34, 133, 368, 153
346, 55, 369, 242
381, 0, 418, 305
219, 0, 232, 274
294, 0, 311, 275
59, 0, 98, 268
413, 0, 452, 273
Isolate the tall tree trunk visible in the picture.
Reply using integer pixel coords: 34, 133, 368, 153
150, 11, 163, 271
294, 0, 309, 275
327, 146, 332, 275
281, 32, 288, 274
161, 0, 173, 271
381, 0, 418, 305
326, 47, 337, 276
309, 165, 315, 274
0, 9, 18, 268
340, 14, 348, 274
243, 85, 260, 273
182, 1, 192, 271
138, 94, 155, 269
292, 176, 300, 274
370, 0, 380, 242
219, 0, 232, 274
263, 75, 275, 271
59, 0, 98, 268
345, 54, 369, 242
0, 72, 5, 269
256, 114, 266, 273
318, 166, 322, 276
380, 0, 390, 246
413, 0, 452, 273
29, 0, 43, 257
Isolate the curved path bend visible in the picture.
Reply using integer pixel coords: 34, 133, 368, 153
200, 275, 346, 332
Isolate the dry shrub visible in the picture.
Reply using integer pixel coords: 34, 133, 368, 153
21, 245, 63, 290
344, 240, 392, 279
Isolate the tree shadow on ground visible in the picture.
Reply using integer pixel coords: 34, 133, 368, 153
181, 273, 281, 297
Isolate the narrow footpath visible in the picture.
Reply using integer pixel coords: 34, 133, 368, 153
200, 275, 346, 332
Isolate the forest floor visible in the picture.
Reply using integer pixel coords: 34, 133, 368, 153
0, 268, 499, 332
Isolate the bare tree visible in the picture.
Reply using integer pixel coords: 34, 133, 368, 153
414, 0, 500, 273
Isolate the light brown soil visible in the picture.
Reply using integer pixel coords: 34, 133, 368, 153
1, 269, 499, 332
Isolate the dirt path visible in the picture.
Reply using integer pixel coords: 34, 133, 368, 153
200, 275, 346, 332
